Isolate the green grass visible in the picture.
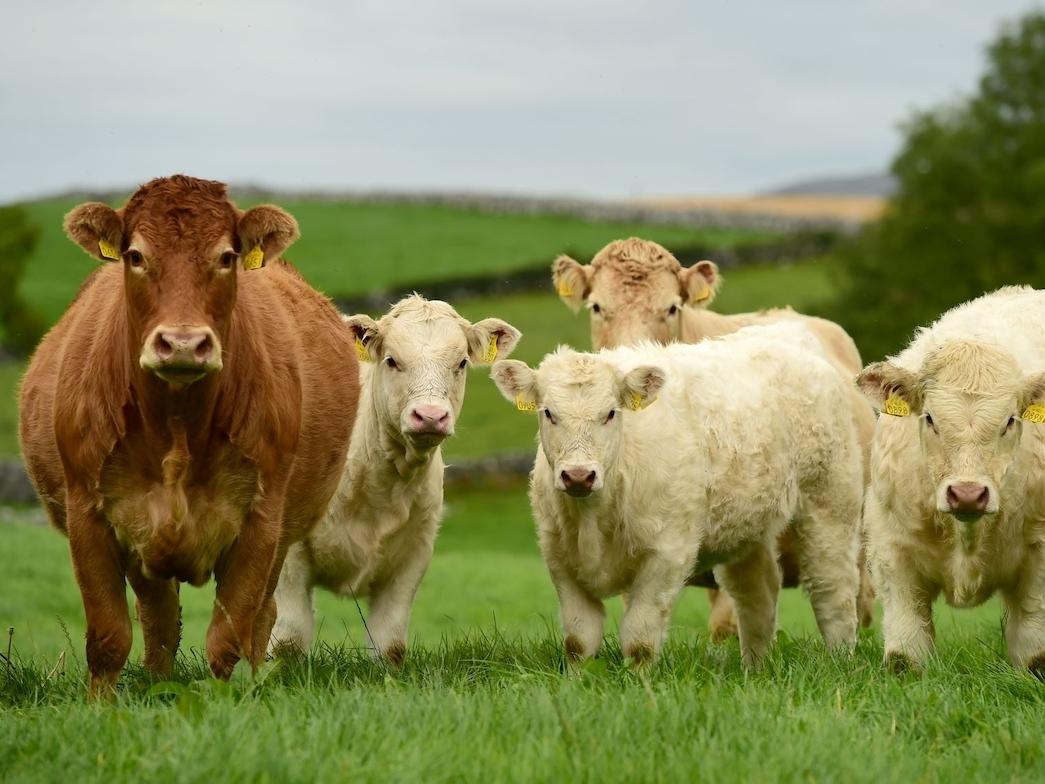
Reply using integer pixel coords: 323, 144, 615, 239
2, 491, 1043, 783
18, 198, 771, 329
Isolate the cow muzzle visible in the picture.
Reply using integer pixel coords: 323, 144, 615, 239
557, 464, 602, 498
140, 325, 223, 384
938, 479, 996, 520
403, 403, 454, 445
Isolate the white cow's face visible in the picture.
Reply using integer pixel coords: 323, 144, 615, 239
346, 297, 520, 451
858, 341, 1045, 520
491, 349, 665, 498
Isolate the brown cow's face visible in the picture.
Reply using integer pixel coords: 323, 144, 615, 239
63, 176, 299, 387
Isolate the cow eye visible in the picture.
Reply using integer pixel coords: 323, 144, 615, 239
385, 356, 399, 370
219, 251, 238, 270
1006, 415, 1017, 433
543, 408, 556, 424
124, 250, 145, 270
604, 409, 616, 424
924, 413, 937, 433
668, 304, 679, 316
591, 303, 602, 315
457, 358, 468, 371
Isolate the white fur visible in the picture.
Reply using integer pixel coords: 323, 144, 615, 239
493, 322, 863, 666
860, 286, 1045, 672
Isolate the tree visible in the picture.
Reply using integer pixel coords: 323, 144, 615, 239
0, 206, 44, 356
831, 11, 1045, 360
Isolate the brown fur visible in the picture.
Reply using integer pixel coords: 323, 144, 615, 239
552, 237, 876, 639
19, 175, 359, 693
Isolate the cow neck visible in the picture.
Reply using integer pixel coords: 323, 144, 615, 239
360, 370, 437, 480
130, 365, 221, 467
681, 307, 738, 341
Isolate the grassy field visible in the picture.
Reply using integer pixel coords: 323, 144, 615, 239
3, 491, 1044, 782
0, 255, 837, 460
17, 198, 772, 329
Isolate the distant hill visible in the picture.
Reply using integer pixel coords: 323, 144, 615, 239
763, 172, 897, 198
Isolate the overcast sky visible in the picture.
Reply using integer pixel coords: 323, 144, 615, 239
1, 0, 1041, 202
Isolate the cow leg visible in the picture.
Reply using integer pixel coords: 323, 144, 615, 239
715, 541, 779, 668
856, 548, 876, 629
67, 496, 131, 696
207, 494, 284, 679
1002, 549, 1045, 674
364, 533, 435, 665
618, 554, 688, 664
548, 563, 605, 661
269, 543, 316, 656
792, 502, 860, 652
127, 560, 181, 678
707, 588, 739, 643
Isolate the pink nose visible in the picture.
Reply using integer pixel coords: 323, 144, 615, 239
152, 327, 217, 367
408, 405, 452, 435
946, 482, 990, 516
560, 468, 597, 496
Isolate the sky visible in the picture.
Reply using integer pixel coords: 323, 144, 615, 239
1, 0, 1041, 202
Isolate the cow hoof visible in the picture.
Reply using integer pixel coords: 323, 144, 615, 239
885, 651, 918, 675
1026, 653, 1045, 680
624, 642, 655, 666
710, 622, 739, 644
564, 635, 587, 661
383, 641, 406, 667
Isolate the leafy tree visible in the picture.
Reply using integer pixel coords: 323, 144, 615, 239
831, 11, 1045, 360
0, 206, 44, 356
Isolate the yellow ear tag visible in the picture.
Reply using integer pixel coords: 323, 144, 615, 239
883, 396, 910, 417
355, 337, 372, 362
628, 391, 645, 411
98, 239, 120, 260
515, 395, 537, 412
483, 341, 498, 364
557, 281, 573, 297
243, 247, 264, 270
693, 285, 710, 303
1022, 403, 1045, 424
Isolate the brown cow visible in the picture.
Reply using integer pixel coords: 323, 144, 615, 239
19, 175, 358, 694
552, 237, 875, 641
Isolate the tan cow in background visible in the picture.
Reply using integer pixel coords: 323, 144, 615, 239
552, 237, 875, 640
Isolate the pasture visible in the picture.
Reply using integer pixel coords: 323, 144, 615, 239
4, 196, 1042, 783
3, 492, 1043, 782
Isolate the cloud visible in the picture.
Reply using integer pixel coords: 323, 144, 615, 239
0, 0, 1039, 201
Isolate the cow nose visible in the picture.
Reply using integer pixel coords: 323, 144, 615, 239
408, 405, 452, 435
946, 482, 990, 516
153, 327, 216, 366
560, 468, 597, 496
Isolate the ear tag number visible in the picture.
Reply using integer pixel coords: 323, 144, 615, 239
98, 240, 120, 260
516, 395, 537, 412
355, 337, 372, 362
243, 246, 264, 270
629, 392, 645, 411
483, 341, 498, 363
557, 281, 573, 297
883, 396, 910, 417
1022, 403, 1045, 424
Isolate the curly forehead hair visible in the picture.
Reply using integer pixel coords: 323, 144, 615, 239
590, 237, 681, 281
921, 340, 1023, 395
383, 294, 467, 327
121, 175, 238, 246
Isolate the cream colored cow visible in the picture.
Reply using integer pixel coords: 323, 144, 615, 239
491, 323, 863, 666
269, 296, 521, 662
552, 236, 876, 640
857, 286, 1045, 674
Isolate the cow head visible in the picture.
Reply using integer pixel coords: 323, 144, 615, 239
858, 340, 1045, 522
552, 237, 718, 349
491, 348, 665, 498
63, 175, 299, 386
346, 296, 520, 451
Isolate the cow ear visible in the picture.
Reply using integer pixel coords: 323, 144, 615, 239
552, 255, 593, 313
856, 361, 923, 416
1018, 371, 1045, 422
490, 360, 539, 412
679, 260, 719, 308
468, 318, 522, 366
64, 202, 123, 262
619, 365, 666, 411
343, 313, 382, 362
238, 205, 300, 269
